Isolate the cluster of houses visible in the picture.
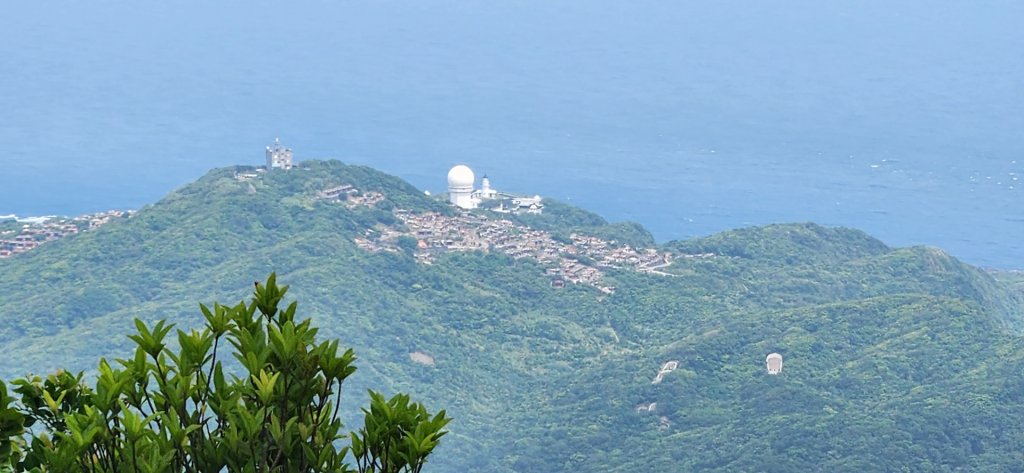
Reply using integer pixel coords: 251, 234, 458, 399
353, 206, 682, 293
345, 191, 385, 208
566, 234, 680, 274
0, 210, 129, 258
316, 185, 385, 208
78, 210, 130, 227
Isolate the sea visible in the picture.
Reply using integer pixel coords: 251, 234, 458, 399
1, 0, 1021, 269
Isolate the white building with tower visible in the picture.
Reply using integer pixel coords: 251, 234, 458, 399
479, 175, 497, 199
266, 138, 294, 170
445, 164, 543, 214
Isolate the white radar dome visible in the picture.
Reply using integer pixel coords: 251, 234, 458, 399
447, 165, 475, 189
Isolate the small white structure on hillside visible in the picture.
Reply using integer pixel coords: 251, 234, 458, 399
266, 138, 294, 170
505, 195, 543, 214
651, 360, 679, 384
766, 353, 783, 375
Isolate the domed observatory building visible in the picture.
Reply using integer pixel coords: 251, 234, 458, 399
448, 164, 478, 209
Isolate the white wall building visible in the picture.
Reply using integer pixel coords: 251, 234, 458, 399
266, 138, 294, 170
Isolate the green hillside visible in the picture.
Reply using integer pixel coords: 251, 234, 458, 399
1, 160, 1022, 472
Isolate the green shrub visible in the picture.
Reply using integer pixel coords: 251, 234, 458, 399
0, 274, 449, 473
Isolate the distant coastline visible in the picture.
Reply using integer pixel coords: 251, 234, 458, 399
1, 210, 130, 259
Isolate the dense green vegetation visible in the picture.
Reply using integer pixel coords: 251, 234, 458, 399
1, 160, 1022, 472
0, 274, 448, 472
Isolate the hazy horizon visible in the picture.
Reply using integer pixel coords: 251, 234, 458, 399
2, 0, 1021, 267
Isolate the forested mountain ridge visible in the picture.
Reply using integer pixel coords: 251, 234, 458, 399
1, 160, 1022, 472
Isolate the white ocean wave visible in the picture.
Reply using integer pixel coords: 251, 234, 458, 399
16, 216, 56, 224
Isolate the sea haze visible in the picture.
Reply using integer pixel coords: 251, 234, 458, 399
1, 0, 1021, 268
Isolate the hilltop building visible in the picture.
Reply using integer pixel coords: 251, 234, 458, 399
447, 165, 477, 209
266, 138, 293, 170
445, 164, 543, 214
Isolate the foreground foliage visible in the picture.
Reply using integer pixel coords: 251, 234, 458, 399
0, 274, 449, 472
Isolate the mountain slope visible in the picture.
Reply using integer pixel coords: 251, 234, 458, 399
1, 160, 1022, 472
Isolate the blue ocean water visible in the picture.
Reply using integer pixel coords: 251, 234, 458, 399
1, 1, 1021, 268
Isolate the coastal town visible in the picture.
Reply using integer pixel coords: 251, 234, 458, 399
337, 161, 707, 293
326, 162, 715, 292
296, 162, 684, 292
351, 205, 695, 294
0, 210, 130, 259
